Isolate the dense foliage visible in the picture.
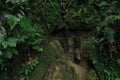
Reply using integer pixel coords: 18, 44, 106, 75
0, 0, 120, 80
0, 0, 45, 79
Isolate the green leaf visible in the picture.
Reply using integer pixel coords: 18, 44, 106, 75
114, 15, 120, 20
25, 68, 29, 75
39, 48, 43, 52
6, 0, 11, 3
19, 16, 31, 31
117, 59, 120, 64
2, 38, 17, 48
5, 51, 13, 59
115, 78, 120, 80
97, 26, 102, 32
6, 14, 20, 30
6, 0, 28, 3
17, 35, 28, 42
99, 1, 109, 7
21, 0, 28, 2
104, 27, 115, 44
99, 38, 105, 43
2, 41, 8, 48
7, 38, 17, 47
0, 27, 6, 43
0, 51, 2, 55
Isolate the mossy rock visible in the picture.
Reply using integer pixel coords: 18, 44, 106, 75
30, 39, 89, 80
52, 62, 80, 80
53, 70, 64, 80
30, 40, 65, 80
30, 44, 56, 80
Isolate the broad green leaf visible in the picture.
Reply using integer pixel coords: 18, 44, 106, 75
6, 14, 20, 30
2, 41, 8, 48
19, 16, 31, 31
7, 38, 17, 47
2, 38, 17, 48
39, 48, 43, 52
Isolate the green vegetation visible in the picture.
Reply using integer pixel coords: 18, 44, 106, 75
30, 44, 56, 80
0, 0, 120, 80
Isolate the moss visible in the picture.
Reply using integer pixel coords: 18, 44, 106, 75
66, 65, 73, 73
54, 71, 63, 80
30, 44, 56, 80
70, 66, 80, 80
60, 68, 71, 80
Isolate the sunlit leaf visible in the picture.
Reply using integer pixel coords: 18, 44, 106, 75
7, 38, 17, 47
6, 14, 20, 30
2, 41, 8, 48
